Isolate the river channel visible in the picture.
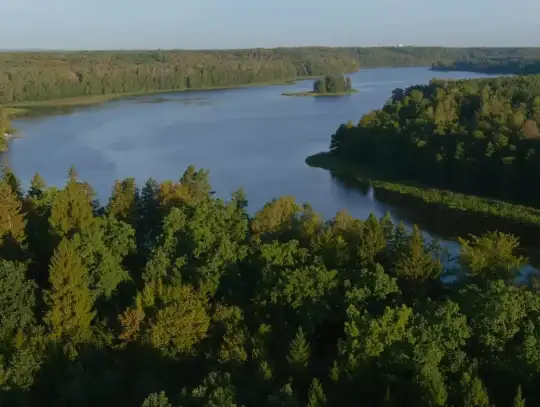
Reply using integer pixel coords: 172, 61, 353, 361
7, 67, 518, 263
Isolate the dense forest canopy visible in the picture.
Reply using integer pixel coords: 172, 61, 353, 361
313, 76, 353, 94
432, 57, 540, 75
3, 46, 540, 104
328, 74, 540, 206
0, 165, 539, 407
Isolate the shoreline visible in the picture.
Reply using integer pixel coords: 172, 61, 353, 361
306, 152, 540, 227
3, 76, 341, 117
282, 89, 359, 97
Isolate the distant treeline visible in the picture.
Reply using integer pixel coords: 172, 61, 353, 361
327, 75, 540, 206
3, 47, 540, 104
432, 57, 540, 75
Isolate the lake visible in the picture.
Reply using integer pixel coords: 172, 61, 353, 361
6, 67, 516, 261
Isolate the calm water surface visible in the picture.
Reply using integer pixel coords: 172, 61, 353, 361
7, 67, 513, 260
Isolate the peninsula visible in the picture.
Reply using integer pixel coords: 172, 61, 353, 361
282, 75, 358, 97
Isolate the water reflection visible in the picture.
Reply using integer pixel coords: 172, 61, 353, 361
328, 172, 540, 273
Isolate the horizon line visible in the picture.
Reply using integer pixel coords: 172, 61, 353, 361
2, 45, 540, 53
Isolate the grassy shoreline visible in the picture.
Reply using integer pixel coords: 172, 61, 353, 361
3, 77, 318, 117
306, 152, 540, 226
282, 89, 359, 97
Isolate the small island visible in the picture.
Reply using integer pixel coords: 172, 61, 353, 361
282, 75, 358, 97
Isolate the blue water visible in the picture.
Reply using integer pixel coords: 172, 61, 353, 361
7, 67, 509, 263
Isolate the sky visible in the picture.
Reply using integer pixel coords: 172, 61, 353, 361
2, 0, 540, 50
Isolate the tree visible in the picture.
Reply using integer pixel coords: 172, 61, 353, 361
142, 392, 172, 407
513, 386, 526, 407
44, 238, 95, 344
2, 166, 22, 199
107, 177, 138, 225
49, 167, 96, 238
313, 79, 327, 94
28, 172, 47, 200
307, 379, 326, 407
460, 373, 490, 407
143, 285, 210, 357
0, 260, 36, 342
187, 371, 238, 407
287, 327, 310, 373
0, 181, 26, 248
459, 232, 526, 281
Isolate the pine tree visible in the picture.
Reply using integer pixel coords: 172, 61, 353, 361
188, 371, 238, 407
461, 374, 490, 407
306, 379, 326, 407
107, 177, 138, 224
44, 238, 95, 344
0, 181, 26, 247
49, 167, 96, 238
0, 260, 36, 342
25, 172, 54, 284
28, 172, 46, 200
138, 178, 160, 255
2, 165, 22, 199
513, 386, 526, 407
142, 391, 172, 407
287, 327, 310, 373
394, 225, 442, 282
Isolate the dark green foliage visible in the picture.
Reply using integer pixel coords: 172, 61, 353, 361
0, 261, 36, 343
0, 108, 13, 151
4, 47, 540, 104
312, 76, 352, 94
433, 57, 540, 75
327, 74, 540, 206
0, 166, 537, 407
514, 387, 526, 407
0, 48, 361, 104
142, 392, 172, 407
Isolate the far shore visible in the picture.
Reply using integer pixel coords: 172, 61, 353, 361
2, 76, 336, 117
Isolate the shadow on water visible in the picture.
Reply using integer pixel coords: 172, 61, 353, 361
13, 94, 212, 119
129, 96, 211, 105
329, 172, 540, 271
14, 104, 105, 119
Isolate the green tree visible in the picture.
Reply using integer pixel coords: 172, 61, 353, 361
306, 379, 326, 407
513, 386, 526, 407
459, 232, 525, 281
0, 260, 36, 342
107, 177, 138, 225
44, 238, 95, 344
287, 327, 310, 373
142, 392, 172, 407
0, 181, 26, 249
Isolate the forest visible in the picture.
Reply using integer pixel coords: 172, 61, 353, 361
432, 58, 540, 75
327, 74, 540, 206
2, 46, 540, 104
0, 165, 538, 407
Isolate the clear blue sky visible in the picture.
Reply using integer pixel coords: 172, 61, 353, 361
3, 0, 540, 50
